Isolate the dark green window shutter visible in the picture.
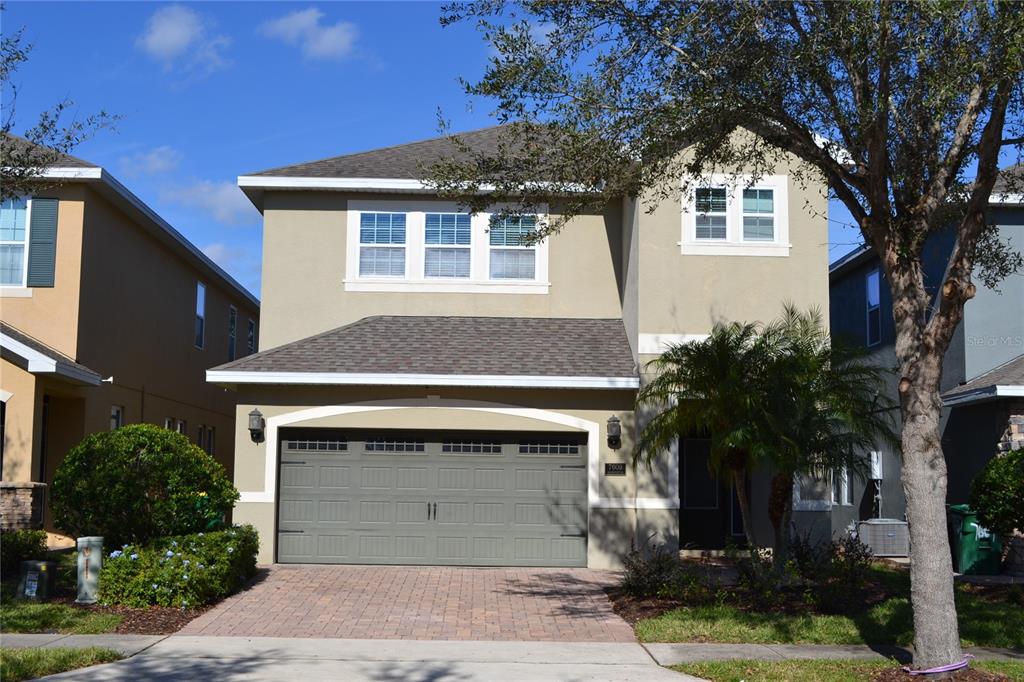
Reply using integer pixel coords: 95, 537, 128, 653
26, 198, 59, 288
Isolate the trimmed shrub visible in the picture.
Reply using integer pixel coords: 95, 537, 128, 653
98, 525, 258, 608
51, 424, 238, 547
621, 539, 680, 597
0, 529, 48, 578
970, 448, 1024, 538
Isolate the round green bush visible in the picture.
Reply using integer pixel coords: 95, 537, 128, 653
969, 448, 1024, 538
51, 424, 239, 547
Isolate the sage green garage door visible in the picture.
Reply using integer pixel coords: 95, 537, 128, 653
276, 429, 589, 566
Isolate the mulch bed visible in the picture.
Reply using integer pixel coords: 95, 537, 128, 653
873, 668, 1010, 681
48, 595, 210, 635
605, 587, 683, 625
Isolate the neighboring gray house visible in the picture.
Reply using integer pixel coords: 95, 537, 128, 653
825, 179, 1024, 545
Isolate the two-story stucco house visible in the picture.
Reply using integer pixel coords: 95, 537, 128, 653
827, 175, 1023, 543
0, 136, 259, 530
208, 125, 829, 568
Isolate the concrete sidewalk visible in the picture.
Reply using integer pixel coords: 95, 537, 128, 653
0, 633, 165, 657
33, 636, 701, 681
644, 642, 1024, 665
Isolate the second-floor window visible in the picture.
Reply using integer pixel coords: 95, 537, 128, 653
424, 213, 471, 278
359, 212, 406, 277
194, 282, 206, 348
227, 306, 237, 361
247, 319, 257, 354
742, 189, 775, 241
694, 188, 727, 240
346, 202, 549, 293
866, 268, 881, 346
0, 197, 29, 286
489, 215, 538, 280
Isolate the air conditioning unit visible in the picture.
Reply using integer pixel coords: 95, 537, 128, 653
857, 519, 910, 557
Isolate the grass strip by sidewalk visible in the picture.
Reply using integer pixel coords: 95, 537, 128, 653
671, 659, 1024, 682
1, 581, 122, 635
0, 647, 122, 682
638, 596, 1024, 648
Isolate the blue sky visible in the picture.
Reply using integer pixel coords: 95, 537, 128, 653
4, 2, 863, 297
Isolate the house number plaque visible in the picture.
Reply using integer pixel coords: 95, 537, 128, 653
604, 463, 627, 476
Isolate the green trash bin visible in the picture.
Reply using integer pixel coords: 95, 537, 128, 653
948, 504, 1002, 575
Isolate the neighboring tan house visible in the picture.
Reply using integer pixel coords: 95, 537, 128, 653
0, 138, 259, 530
827, 179, 1023, 546
208, 125, 829, 568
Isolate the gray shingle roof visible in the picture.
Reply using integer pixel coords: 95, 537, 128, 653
211, 316, 637, 381
1, 133, 98, 168
249, 126, 511, 179
944, 354, 1024, 401
0, 322, 101, 383
993, 163, 1024, 194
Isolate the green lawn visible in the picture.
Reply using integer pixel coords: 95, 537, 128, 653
638, 568, 1024, 648
671, 659, 1024, 682
0, 583, 121, 635
0, 647, 122, 682
638, 596, 1024, 647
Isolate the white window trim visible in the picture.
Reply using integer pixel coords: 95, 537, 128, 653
344, 200, 550, 294
680, 174, 790, 257
357, 210, 409, 279
832, 465, 852, 506
0, 196, 32, 289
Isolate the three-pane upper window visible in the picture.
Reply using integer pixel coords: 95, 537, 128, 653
350, 207, 544, 286
0, 197, 29, 286
424, 213, 471, 278
359, 212, 406, 277
489, 215, 537, 280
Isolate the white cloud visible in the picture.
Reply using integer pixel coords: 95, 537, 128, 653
259, 8, 357, 60
118, 146, 183, 177
160, 180, 258, 226
136, 5, 231, 75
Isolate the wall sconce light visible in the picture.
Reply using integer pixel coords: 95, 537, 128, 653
248, 408, 265, 443
607, 415, 622, 450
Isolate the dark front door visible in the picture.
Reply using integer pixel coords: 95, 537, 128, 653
678, 437, 747, 549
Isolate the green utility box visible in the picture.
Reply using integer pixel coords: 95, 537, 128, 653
948, 504, 1003, 575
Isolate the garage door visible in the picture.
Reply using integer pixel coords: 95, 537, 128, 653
276, 429, 589, 566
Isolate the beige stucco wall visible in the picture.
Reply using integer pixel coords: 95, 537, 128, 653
71, 185, 259, 476
226, 385, 675, 568
0, 359, 40, 481
0, 185, 86, 357
2, 182, 258, 519
637, 156, 829, 335
258, 192, 624, 349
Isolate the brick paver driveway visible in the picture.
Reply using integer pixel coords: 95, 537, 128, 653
179, 565, 635, 642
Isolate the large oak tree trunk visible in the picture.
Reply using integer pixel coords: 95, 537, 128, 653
899, 356, 963, 670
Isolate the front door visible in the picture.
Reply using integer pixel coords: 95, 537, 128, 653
678, 437, 748, 549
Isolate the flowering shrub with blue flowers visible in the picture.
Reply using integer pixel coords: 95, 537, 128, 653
98, 525, 259, 608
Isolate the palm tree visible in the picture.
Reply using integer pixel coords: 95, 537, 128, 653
635, 306, 895, 566
634, 321, 779, 549
760, 306, 896, 569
